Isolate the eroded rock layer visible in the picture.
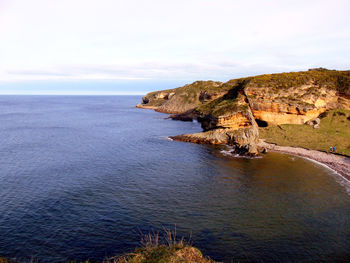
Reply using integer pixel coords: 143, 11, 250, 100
138, 68, 350, 155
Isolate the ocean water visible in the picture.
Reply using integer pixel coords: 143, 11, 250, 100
0, 95, 349, 263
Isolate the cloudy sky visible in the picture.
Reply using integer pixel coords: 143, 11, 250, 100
0, 0, 349, 94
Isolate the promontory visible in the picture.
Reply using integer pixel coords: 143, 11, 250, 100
137, 68, 350, 158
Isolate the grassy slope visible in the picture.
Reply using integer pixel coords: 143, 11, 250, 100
196, 69, 350, 115
259, 110, 350, 156
144, 80, 225, 108
196, 79, 250, 116
247, 68, 350, 95
113, 245, 214, 263
1, 230, 216, 263
196, 93, 248, 117
143, 69, 350, 113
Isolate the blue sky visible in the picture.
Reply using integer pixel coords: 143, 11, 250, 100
0, 0, 349, 94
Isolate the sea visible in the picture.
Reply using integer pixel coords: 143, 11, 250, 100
0, 95, 349, 262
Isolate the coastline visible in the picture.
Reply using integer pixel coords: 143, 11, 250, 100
136, 104, 159, 110
258, 140, 350, 182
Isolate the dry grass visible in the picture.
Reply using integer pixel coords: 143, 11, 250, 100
0, 229, 215, 263
100, 228, 215, 263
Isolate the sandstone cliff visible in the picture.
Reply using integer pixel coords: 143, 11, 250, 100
138, 68, 350, 156
245, 69, 350, 125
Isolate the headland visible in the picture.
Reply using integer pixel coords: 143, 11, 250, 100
137, 68, 350, 179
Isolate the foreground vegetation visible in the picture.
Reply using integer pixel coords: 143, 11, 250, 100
260, 109, 350, 156
1, 230, 216, 263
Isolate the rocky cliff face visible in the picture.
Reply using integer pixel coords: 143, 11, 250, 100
136, 80, 226, 114
137, 69, 350, 156
171, 89, 260, 155
246, 83, 343, 125
244, 69, 350, 125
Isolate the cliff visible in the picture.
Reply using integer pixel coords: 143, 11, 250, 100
136, 80, 227, 114
245, 69, 350, 125
138, 68, 350, 156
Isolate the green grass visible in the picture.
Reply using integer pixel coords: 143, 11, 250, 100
188, 69, 350, 117
143, 80, 226, 108
107, 229, 215, 263
259, 109, 350, 156
196, 83, 249, 117
197, 97, 245, 117
142, 69, 350, 116
247, 69, 350, 95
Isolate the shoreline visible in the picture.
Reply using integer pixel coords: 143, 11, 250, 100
136, 102, 350, 182
136, 104, 158, 110
258, 140, 350, 182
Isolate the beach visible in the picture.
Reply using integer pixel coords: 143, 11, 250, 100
258, 140, 350, 182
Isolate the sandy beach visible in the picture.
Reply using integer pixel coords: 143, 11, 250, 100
258, 140, 350, 182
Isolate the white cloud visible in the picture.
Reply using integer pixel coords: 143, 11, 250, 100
0, 0, 349, 86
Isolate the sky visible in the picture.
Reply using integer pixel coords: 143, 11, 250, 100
0, 0, 349, 94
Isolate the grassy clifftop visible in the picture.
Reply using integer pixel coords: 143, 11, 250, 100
139, 69, 350, 156
260, 109, 350, 156
139, 69, 350, 115
247, 68, 350, 94
138, 80, 226, 113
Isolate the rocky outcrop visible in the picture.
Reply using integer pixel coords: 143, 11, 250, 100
171, 122, 260, 156
244, 69, 350, 125
138, 69, 350, 156
245, 84, 342, 125
171, 89, 260, 155
137, 80, 227, 114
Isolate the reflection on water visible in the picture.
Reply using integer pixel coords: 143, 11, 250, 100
0, 96, 349, 262
192, 148, 350, 261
